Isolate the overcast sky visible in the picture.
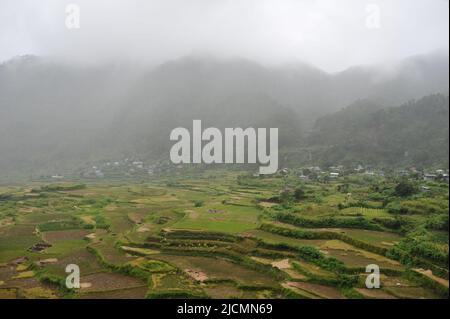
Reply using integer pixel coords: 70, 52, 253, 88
0, 0, 448, 72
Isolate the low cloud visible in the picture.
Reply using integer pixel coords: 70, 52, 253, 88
0, 0, 448, 71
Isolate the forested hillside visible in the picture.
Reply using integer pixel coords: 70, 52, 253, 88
307, 94, 449, 167
0, 53, 448, 179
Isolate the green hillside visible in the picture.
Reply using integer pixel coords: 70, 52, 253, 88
306, 94, 449, 168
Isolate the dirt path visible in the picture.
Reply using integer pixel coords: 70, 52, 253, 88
185, 269, 208, 282
413, 269, 449, 288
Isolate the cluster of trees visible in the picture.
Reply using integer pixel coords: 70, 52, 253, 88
307, 94, 449, 167
274, 212, 382, 231
257, 240, 345, 273
386, 198, 448, 216
394, 180, 418, 197
161, 229, 238, 242
37, 218, 93, 232
387, 239, 449, 270
260, 223, 389, 256
31, 184, 87, 193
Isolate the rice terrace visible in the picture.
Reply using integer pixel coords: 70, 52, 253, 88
0, 170, 448, 299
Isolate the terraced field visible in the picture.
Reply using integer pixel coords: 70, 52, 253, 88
0, 171, 448, 299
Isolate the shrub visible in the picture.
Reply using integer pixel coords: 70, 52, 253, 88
193, 200, 204, 207
274, 213, 382, 231
294, 187, 306, 201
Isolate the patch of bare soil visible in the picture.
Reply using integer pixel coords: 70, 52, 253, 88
185, 269, 208, 282
35, 258, 58, 266
85, 233, 96, 239
270, 259, 305, 279
42, 230, 90, 242
271, 259, 290, 270
381, 241, 395, 246
79, 272, 145, 292
136, 226, 150, 233
80, 282, 92, 288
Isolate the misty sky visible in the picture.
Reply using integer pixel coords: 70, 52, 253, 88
0, 0, 448, 72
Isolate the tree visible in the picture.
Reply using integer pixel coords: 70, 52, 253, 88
394, 180, 417, 197
294, 187, 306, 201
337, 183, 350, 193
280, 188, 294, 205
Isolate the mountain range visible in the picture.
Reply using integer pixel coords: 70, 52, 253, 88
0, 52, 448, 179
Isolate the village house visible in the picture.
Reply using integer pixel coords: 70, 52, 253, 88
133, 161, 144, 169
329, 172, 339, 179
94, 169, 104, 178
298, 173, 309, 181
399, 170, 409, 177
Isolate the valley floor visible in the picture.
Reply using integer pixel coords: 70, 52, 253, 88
0, 171, 448, 299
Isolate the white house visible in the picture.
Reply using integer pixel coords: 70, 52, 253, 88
329, 172, 339, 179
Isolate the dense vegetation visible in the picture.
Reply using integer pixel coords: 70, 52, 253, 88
307, 94, 449, 167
